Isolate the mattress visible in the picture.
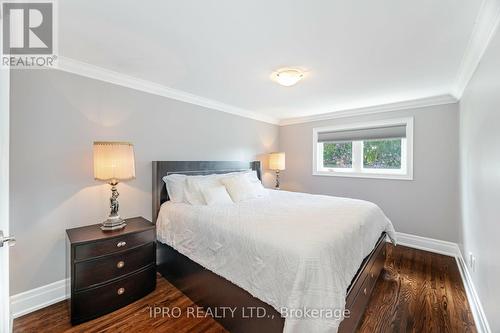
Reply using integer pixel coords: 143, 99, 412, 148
157, 189, 396, 333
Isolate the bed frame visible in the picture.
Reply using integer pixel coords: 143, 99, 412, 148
153, 161, 387, 333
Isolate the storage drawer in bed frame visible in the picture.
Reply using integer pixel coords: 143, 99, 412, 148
339, 235, 387, 332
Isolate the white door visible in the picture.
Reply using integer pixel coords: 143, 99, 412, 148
0, 60, 13, 332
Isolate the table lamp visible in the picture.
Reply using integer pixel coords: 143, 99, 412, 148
93, 141, 136, 231
269, 152, 285, 190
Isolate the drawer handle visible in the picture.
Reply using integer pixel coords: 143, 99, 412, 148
116, 261, 125, 269
371, 273, 375, 279
117, 287, 125, 295
117, 241, 127, 248
363, 288, 367, 295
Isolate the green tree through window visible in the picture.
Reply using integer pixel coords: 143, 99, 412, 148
363, 139, 401, 169
323, 142, 352, 168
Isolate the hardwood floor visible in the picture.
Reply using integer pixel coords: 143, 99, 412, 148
14, 244, 476, 333
358, 244, 476, 333
13, 276, 227, 333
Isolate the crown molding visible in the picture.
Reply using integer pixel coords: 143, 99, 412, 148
50, 1, 499, 128
55, 56, 279, 125
279, 94, 458, 126
54, 58, 458, 128
452, 0, 500, 99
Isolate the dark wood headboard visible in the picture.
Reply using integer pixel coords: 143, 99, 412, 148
152, 161, 262, 223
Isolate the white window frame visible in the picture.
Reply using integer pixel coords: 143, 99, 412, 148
312, 117, 414, 180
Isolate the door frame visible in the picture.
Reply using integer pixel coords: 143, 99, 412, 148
0, 50, 12, 333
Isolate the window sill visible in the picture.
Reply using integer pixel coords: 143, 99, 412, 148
312, 170, 413, 180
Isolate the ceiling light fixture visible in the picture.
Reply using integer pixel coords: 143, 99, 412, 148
273, 68, 304, 87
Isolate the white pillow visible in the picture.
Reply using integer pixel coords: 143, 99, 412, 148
245, 171, 268, 198
217, 170, 267, 198
201, 185, 233, 205
184, 175, 221, 205
246, 170, 260, 182
215, 170, 256, 181
220, 174, 259, 202
162, 174, 187, 203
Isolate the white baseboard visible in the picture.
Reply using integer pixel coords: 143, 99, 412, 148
394, 231, 491, 333
10, 278, 69, 319
9, 233, 491, 333
395, 231, 461, 257
455, 252, 492, 333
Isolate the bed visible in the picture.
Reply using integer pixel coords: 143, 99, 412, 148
153, 161, 396, 333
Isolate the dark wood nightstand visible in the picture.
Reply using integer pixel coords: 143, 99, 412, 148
66, 216, 156, 324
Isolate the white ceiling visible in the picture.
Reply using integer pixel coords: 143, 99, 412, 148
59, 0, 483, 122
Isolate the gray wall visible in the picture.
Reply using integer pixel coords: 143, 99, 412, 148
279, 104, 460, 242
459, 26, 500, 331
9, 69, 279, 295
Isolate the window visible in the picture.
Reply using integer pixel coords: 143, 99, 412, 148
323, 142, 352, 168
313, 118, 413, 180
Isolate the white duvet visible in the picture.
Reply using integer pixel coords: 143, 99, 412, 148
157, 190, 396, 333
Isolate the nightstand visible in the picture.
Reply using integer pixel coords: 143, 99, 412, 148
66, 216, 156, 324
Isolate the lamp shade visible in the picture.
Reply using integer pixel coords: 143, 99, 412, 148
93, 141, 136, 182
269, 152, 286, 171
